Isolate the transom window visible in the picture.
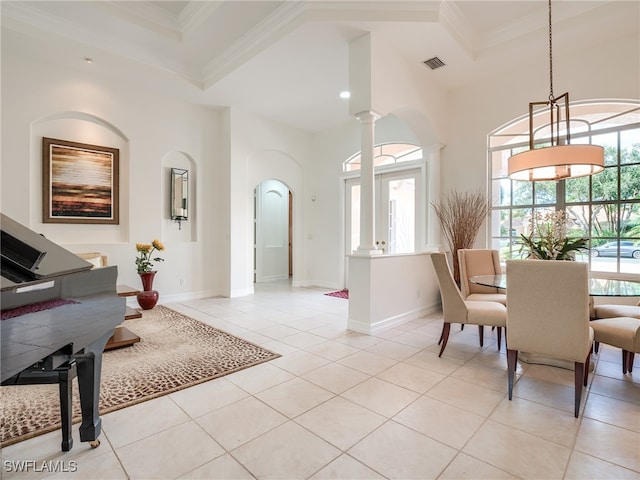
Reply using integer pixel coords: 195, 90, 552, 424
343, 143, 422, 172
488, 100, 640, 276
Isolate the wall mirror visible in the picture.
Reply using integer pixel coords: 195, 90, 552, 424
170, 168, 188, 228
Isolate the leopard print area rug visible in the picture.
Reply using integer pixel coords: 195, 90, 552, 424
0, 305, 280, 448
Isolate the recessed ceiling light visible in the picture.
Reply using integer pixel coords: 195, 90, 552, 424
84, 57, 93, 64
339, 91, 351, 99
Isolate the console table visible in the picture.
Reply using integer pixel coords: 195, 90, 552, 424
104, 285, 142, 350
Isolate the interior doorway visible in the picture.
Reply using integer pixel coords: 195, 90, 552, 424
254, 179, 292, 283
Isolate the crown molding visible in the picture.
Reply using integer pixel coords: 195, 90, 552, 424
201, 1, 441, 88
95, 1, 182, 41
179, 1, 224, 36
438, 1, 476, 60
202, 1, 307, 88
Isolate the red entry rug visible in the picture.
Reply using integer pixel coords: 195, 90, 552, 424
324, 289, 349, 299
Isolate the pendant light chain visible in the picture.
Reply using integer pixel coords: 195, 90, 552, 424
548, 0, 554, 103
507, 0, 605, 181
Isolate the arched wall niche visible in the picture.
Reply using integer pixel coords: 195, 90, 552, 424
161, 151, 196, 242
30, 111, 130, 244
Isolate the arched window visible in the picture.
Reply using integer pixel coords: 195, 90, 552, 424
488, 100, 640, 276
343, 142, 422, 172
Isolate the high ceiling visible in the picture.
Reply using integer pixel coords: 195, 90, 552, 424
2, 1, 638, 132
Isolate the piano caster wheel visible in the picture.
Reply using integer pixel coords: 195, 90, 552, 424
89, 440, 100, 449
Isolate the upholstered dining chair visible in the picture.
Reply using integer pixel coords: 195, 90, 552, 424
592, 301, 640, 353
458, 249, 506, 347
430, 253, 506, 357
590, 317, 640, 374
506, 260, 594, 418
594, 301, 640, 320
458, 249, 506, 303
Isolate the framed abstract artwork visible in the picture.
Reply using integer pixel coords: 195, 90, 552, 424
42, 137, 119, 224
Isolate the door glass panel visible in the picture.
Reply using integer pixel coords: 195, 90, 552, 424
387, 178, 415, 254
349, 184, 360, 254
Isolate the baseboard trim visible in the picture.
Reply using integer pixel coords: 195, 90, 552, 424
348, 302, 440, 334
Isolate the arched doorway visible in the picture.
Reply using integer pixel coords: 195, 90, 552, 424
254, 179, 292, 283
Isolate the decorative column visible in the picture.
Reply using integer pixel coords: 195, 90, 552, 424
426, 143, 445, 250
354, 110, 381, 255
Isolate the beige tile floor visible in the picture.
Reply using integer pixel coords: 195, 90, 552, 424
2, 281, 639, 479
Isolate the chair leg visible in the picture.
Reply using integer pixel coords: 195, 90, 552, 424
629, 352, 635, 373
460, 324, 465, 331
478, 325, 484, 347
507, 349, 517, 400
583, 351, 590, 387
594, 341, 600, 354
574, 362, 585, 418
438, 322, 451, 358
438, 323, 444, 346
496, 327, 502, 352
622, 350, 628, 374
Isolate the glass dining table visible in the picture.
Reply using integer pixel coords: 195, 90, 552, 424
469, 274, 640, 370
470, 274, 640, 297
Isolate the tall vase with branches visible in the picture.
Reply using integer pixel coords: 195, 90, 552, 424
432, 190, 491, 283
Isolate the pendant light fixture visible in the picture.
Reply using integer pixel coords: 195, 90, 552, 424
507, 0, 604, 182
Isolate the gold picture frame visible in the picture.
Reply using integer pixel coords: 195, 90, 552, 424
42, 137, 119, 224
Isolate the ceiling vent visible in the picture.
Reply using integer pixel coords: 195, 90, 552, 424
423, 57, 445, 70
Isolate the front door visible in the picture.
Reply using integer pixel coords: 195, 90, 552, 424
345, 169, 419, 255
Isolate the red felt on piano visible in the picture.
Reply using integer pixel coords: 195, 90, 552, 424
1, 298, 80, 320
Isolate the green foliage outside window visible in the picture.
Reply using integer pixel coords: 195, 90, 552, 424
488, 104, 640, 273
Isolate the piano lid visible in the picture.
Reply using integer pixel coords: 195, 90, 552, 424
1, 213, 92, 291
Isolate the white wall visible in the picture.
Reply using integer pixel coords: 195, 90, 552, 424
1, 50, 224, 300
4, 25, 635, 302
371, 34, 448, 147
226, 108, 312, 296
444, 32, 640, 249
1, 49, 317, 300
348, 252, 440, 334
307, 115, 424, 289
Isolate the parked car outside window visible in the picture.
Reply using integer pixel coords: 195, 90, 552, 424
590, 241, 640, 259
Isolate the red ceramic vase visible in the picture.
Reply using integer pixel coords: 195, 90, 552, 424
137, 271, 159, 310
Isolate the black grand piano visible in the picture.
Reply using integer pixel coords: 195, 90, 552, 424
1, 213, 124, 451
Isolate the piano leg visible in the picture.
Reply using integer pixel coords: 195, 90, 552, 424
75, 330, 111, 447
58, 363, 76, 451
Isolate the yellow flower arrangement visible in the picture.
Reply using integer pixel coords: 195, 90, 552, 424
135, 239, 165, 273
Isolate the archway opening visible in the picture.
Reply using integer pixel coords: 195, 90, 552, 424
254, 179, 292, 283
